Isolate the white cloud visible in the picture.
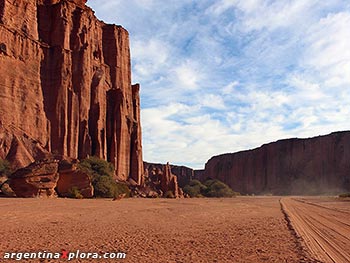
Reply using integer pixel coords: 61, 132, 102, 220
87, 0, 350, 169
172, 60, 203, 90
207, 0, 262, 16
302, 12, 350, 88
208, 0, 319, 32
141, 102, 244, 168
222, 81, 239, 95
287, 75, 326, 102
200, 94, 226, 109
234, 89, 289, 111
131, 38, 170, 78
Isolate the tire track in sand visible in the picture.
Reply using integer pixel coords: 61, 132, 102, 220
281, 197, 350, 263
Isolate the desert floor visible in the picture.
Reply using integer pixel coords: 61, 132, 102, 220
1, 196, 348, 263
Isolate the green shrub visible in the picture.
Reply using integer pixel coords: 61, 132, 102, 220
183, 185, 198, 197
78, 156, 130, 198
78, 156, 114, 179
94, 175, 116, 198
183, 179, 238, 198
69, 187, 83, 199
113, 182, 131, 197
203, 179, 236, 197
183, 179, 207, 197
0, 159, 11, 177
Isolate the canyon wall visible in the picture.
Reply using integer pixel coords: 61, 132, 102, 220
201, 132, 350, 195
0, 0, 143, 184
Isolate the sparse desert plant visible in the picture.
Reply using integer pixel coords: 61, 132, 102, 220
78, 156, 130, 198
113, 182, 131, 198
68, 187, 83, 199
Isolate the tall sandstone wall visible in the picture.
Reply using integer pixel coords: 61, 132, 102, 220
0, 0, 143, 184
202, 132, 350, 195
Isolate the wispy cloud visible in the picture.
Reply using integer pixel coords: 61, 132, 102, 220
88, 0, 350, 168
131, 38, 170, 78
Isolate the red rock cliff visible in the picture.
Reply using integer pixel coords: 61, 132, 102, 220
202, 132, 350, 195
0, 0, 143, 184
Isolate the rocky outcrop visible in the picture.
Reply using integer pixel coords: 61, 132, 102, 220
8, 158, 93, 198
0, 176, 16, 197
144, 162, 194, 188
169, 165, 194, 188
143, 162, 183, 198
56, 170, 93, 197
0, 0, 143, 184
202, 131, 350, 195
160, 163, 178, 197
56, 160, 93, 198
9, 160, 59, 197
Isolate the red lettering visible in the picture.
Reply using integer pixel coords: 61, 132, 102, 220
61, 249, 69, 259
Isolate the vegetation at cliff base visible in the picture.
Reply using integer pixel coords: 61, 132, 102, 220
183, 179, 238, 198
183, 180, 206, 197
68, 186, 83, 199
78, 156, 130, 198
339, 193, 350, 198
203, 179, 239, 197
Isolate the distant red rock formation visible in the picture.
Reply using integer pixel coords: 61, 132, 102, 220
200, 132, 350, 195
144, 162, 194, 188
0, 0, 143, 184
143, 162, 184, 198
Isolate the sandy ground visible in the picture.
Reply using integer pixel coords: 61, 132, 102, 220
0, 197, 325, 263
281, 197, 350, 263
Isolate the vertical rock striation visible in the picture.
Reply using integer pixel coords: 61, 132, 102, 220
144, 162, 181, 198
202, 131, 350, 195
0, 0, 143, 184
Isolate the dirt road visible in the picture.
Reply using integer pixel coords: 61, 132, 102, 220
281, 197, 350, 263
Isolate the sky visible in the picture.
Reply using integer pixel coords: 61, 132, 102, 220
88, 0, 350, 169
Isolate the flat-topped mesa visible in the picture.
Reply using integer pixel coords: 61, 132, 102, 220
201, 131, 350, 195
0, 0, 144, 184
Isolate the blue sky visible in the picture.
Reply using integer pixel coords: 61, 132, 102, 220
88, 0, 350, 169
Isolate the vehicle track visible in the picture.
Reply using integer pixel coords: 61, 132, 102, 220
281, 197, 350, 263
